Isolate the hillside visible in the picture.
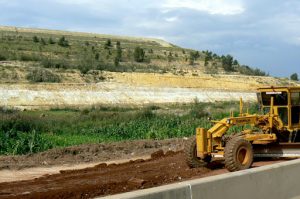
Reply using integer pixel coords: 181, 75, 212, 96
0, 26, 268, 84
1, 26, 299, 109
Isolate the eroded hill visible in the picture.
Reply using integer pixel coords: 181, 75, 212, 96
0, 26, 299, 109
0, 25, 267, 84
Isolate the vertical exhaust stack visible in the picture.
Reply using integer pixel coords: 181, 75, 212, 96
196, 128, 208, 159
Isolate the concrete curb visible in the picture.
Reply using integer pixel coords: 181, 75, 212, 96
97, 159, 300, 199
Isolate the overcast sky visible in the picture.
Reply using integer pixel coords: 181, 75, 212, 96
0, 0, 299, 77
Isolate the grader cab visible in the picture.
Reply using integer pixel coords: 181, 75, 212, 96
185, 86, 300, 172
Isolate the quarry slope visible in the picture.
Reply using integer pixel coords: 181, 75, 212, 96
2, 72, 295, 109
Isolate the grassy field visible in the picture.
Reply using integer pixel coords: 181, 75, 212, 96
0, 101, 259, 155
0, 26, 266, 84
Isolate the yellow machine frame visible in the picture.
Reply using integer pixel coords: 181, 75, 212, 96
195, 86, 300, 159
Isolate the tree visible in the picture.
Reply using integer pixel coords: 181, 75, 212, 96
204, 56, 209, 66
221, 54, 234, 72
134, 47, 145, 62
33, 36, 39, 43
114, 56, 120, 66
104, 39, 112, 49
116, 41, 122, 62
188, 52, 195, 65
233, 59, 239, 66
58, 36, 69, 47
0, 53, 6, 61
212, 53, 219, 59
167, 52, 173, 62
291, 73, 299, 81
203, 50, 212, 61
48, 37, 55, 44
188, 51, 200, 65
203, 51, 213, 67
116, 41, 120, 47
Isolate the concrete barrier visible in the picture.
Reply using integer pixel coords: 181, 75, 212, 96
98, 159, 300, 199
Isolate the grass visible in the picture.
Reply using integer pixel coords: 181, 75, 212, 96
0, 101, 259, 155
26, 68, 61, 82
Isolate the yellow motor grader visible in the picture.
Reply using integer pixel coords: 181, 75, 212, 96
185, 86, 300, 172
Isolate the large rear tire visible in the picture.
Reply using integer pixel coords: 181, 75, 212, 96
185, 137, 211, 168
224, 137, 253, 172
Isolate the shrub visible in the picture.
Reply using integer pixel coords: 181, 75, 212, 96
189, 51, 200, 65
48, 37, 55, 44
77, 64, 90, 74
40, 38, 47, 45
116, 43, 122, 62
95, 53, 100, 60
237, 65, 267, 76
26, 68, 61, 83
41, 57, 54, 68
134, 47, 145, 62
104, 39, 112, 49
221, 55, 234, 72
114, 56, 120, 66
19, 53, 40, 61
41, 57, 69, 69
0, 53, 6, 61
58, 36, 69, 47
33, 36, 39, 43
291, 73, 299, 81
189, 99, 209, 119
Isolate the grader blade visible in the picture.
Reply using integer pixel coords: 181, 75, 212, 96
253, 143, 300, 158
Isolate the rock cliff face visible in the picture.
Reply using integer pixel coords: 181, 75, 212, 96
1, 82, 256, 109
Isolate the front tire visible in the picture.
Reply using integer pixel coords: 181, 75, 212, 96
185, 137, 211, 168
224, 137, 253, 172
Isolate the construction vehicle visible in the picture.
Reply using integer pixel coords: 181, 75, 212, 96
185, 86, 300, 172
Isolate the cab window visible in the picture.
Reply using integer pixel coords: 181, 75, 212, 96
261, 91, 288, 106
278, 107, 288, 125
291, 92, 300, 125
291, 92, 300, 105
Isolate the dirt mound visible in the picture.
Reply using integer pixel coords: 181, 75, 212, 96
0, 151, 285, 199
0, 152, 212, 199
0, 138, 186, 170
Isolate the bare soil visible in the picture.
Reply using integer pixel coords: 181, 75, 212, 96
0, 138, 185, 170
0, 139, 287, 199
0, 152, 285, 199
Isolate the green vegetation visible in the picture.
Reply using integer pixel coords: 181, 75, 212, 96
189, 51, 200, 65
0, 101, 259, 155
291, 73, 299, 81
134, 47, 145, 62
221, 55, 234, 72
58, 36, 69, 47
26, 68, 61, 82
32, 35, 39, 43
0, 27, 267, 77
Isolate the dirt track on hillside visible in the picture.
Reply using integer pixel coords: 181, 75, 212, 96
0, 149, 286, 199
